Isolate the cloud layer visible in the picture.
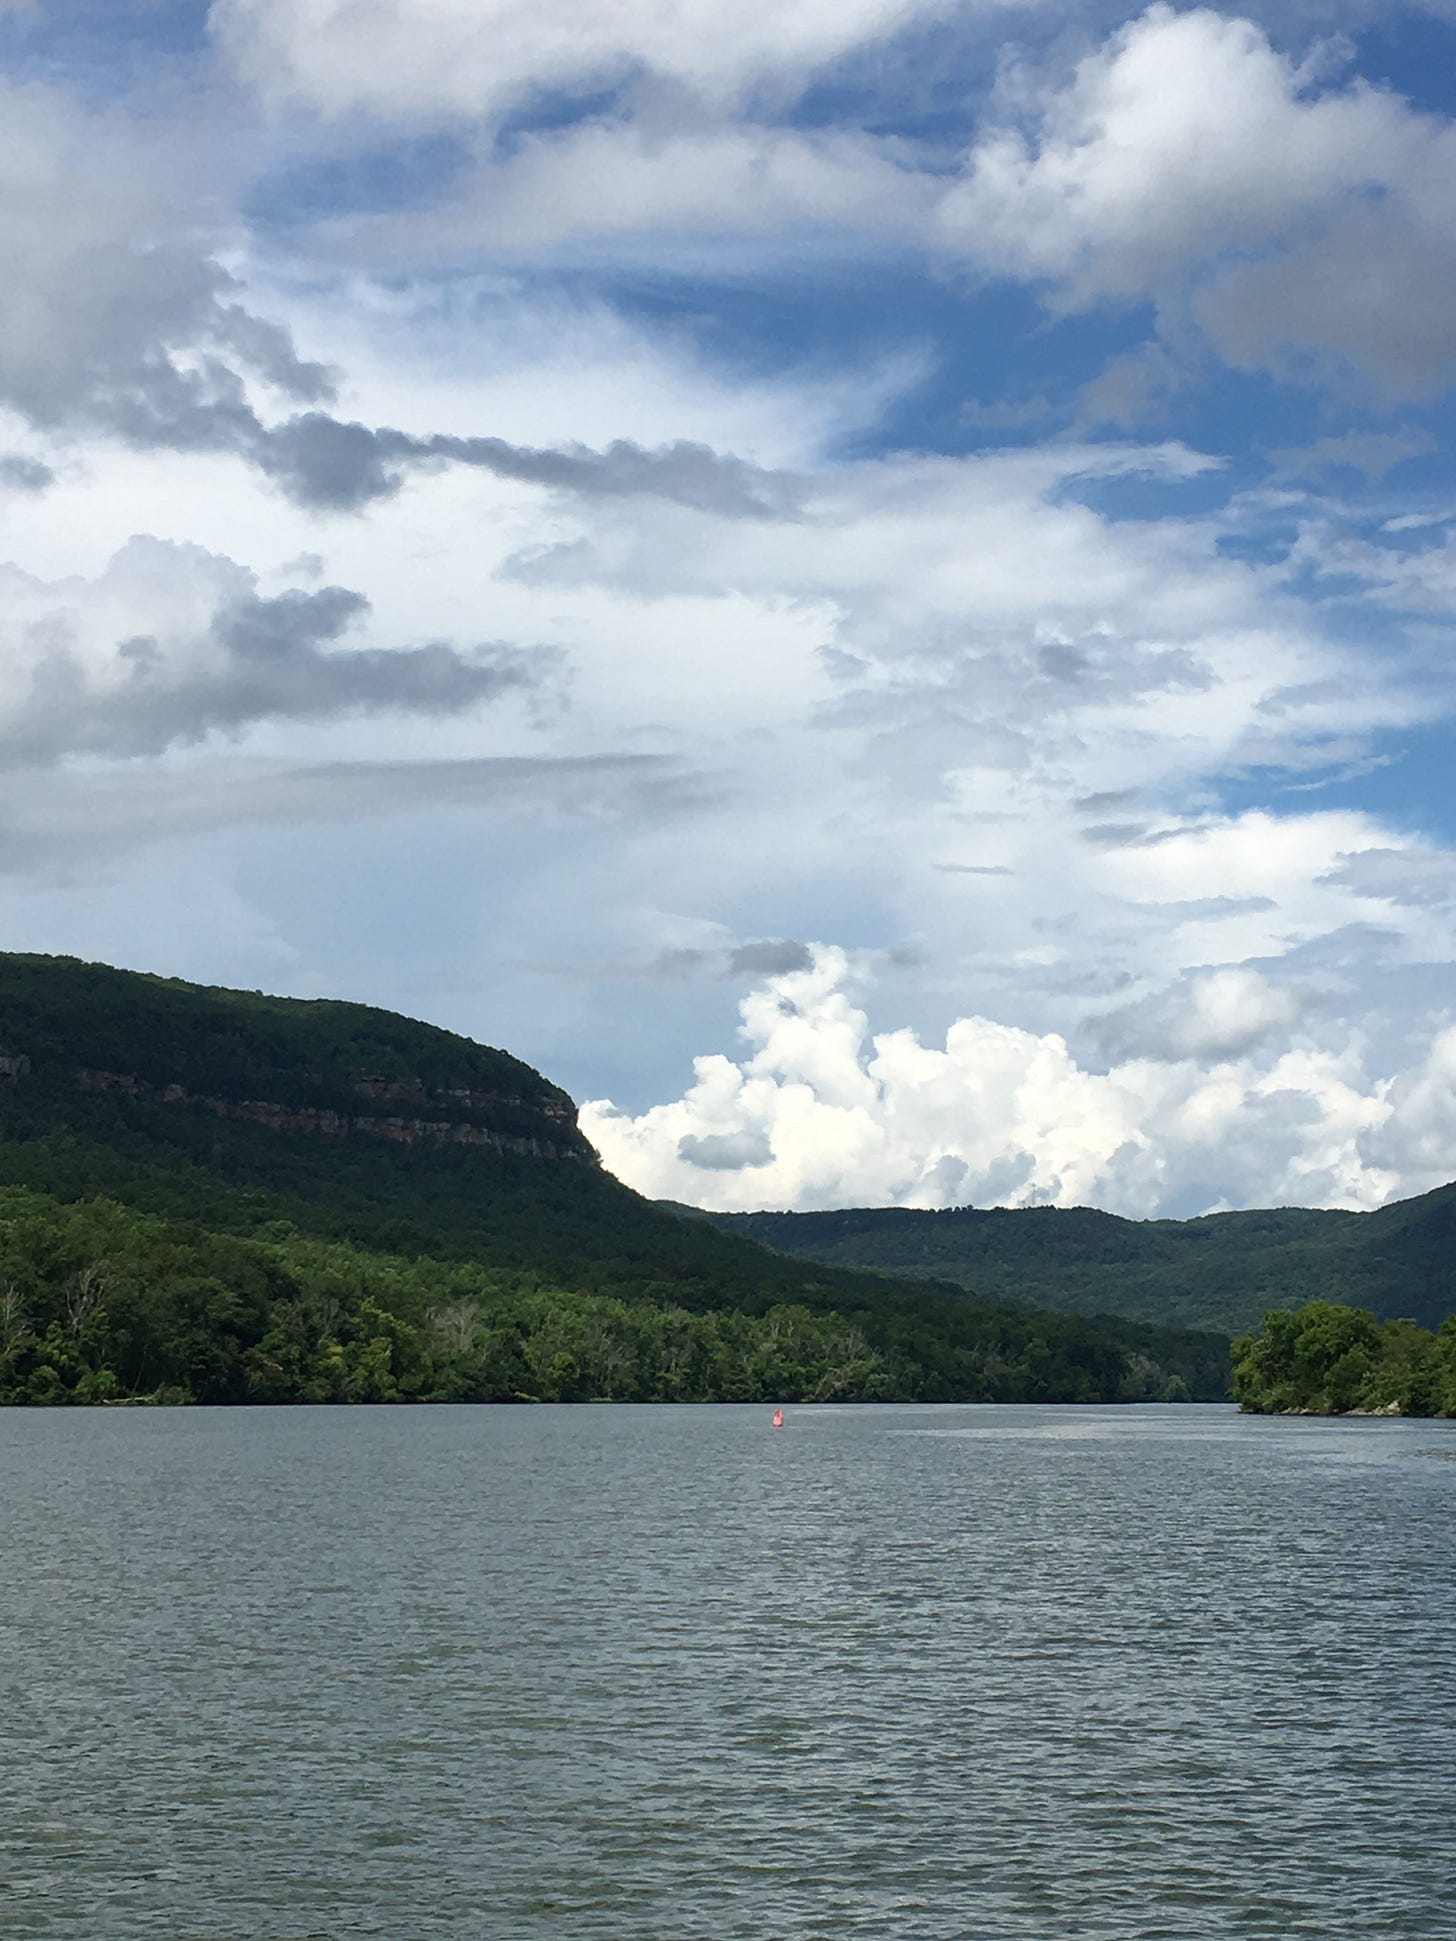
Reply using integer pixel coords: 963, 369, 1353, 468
0, 539, 544, 762
1, 0, 1455, 1216
582, 945, 1454, 1217
942, 6, 1456, 392
211, 0, 956, 118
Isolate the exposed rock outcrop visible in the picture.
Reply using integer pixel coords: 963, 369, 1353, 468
71, 1065, 592, 1161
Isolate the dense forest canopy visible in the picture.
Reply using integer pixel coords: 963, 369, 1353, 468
0, 952, 581, 1121
0, 1185, 1226, 1408
1232, 1302, 1456, 1417
706, 1190, 1456, 1336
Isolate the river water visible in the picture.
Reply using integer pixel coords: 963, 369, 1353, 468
2, 1403, 1453, 1939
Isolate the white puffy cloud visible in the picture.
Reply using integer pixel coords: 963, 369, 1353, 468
582, 944, 1421, 1216
0, 82, 331, 450
1364, 1027, 1456, 1185
203, 3, 1456, 405
1, 0, 1453, 1228
1098, 964, 1303, 1063
210, 0, 960, 119
939, 5, 1456, 392
9, 367, 1440, 1113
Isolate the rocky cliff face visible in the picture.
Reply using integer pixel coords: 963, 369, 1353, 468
0, 956, 602, 1166
68, 1065, 595, 1162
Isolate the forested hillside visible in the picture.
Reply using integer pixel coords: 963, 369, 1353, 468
0, 955, 1228, 1406
706, 1191, 1456, 1336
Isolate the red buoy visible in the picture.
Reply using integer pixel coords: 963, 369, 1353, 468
771, 1406, 784, 1427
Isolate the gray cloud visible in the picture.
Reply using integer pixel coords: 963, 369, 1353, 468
1319, 848, 1456, 909
1038, 640, 1210, 695
0, 751, 701, 875
0, 85, 332, 456
0, 454, 53, 493
4, 260, 333, 453
238, 753, 726, 844
0, 552, 551, 765
727, 939, 814, 977
1268, 429, 1437, 482
1093, 964, 1302, 1066
0, 88, 794, 522
253, 414, 799, 517
1195, 213, 1456, 397
677, 1129, 774, 1171
643, 947, 722, 979
1080, 822, 1152, 849
1256, 679, 1350, 719
1074, 342, 1185, 433
640, 937, 814, 980
1074, 788, 1141, 813
1127, 895, 1278, 921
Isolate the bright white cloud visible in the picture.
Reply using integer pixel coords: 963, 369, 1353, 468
582, 944, 1429, 1215
940, 5, 1456, 391
335, 120, 935, 267
1151, 965, 1301, 1061
4, 0, 1456, 1223
211, 0, 959, 119
1365, 1026, 1456, 1183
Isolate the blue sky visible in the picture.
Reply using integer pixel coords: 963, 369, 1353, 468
3, 0, 1456, 1217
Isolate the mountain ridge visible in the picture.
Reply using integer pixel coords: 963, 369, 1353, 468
703, 1187, 1456, 1335
0, 951, 591, 1160
0, 953, 1229, 1406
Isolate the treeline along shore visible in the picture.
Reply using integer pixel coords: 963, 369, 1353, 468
1233, 1301, 1456, 1417
0, 1184, 1225, 1407
1, 955, 1453, 1413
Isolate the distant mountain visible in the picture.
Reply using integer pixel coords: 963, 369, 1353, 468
0, 955, 1227, 1405
704, 1189, 1456, 1336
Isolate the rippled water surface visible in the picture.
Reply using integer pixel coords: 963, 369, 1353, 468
3, 1403, 1454, 1938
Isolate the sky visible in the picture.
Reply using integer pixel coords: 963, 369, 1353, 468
3, 0, 1456, 1220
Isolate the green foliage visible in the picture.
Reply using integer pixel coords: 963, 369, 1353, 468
0, 1178, 1229, 1407
706, 1187, 1456, 1336
0, 952, 1231, 1407
0, 951, 588, 1145
0, 1187, 895, 1405
1231, 1301, 1456, 1416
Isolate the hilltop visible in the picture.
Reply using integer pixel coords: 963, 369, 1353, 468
0, 955, 1226, 1406
705, 1188, 1456, 1337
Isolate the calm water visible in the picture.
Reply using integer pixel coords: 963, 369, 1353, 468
2, 1403, 1453, 1939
